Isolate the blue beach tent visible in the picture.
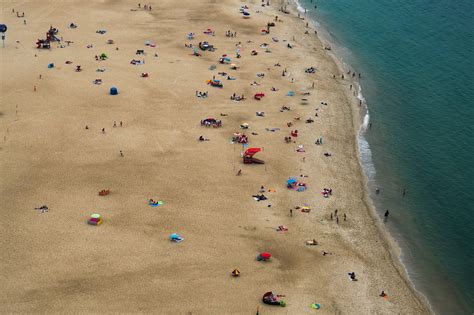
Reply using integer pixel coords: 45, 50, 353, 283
110, 87, 118, 95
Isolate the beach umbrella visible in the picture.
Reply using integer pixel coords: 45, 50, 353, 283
287, 178, 297, 185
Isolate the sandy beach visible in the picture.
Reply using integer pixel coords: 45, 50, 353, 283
0, 0, 430, 313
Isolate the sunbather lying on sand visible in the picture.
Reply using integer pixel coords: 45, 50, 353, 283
306, 239, 318, 245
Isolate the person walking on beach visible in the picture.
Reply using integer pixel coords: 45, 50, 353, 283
102, 128, 105, 134
120, 121, 123, 127
120, 150, 123, 157
290, 209, 293, 217
384, 210, 389, 222
113, 121, 117, 127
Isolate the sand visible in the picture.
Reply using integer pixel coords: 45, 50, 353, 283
0, 0, 430, 313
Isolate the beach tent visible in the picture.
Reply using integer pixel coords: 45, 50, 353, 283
231, 269, 240, 277
48, 63, 54, 68
257, 252, 271, 261
88, 213, 103, 226
169, 233, 184, 243
110, 87, 118, 95
100, 53, 108, 59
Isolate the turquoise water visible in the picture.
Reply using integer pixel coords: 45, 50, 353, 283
296, 0, 474, 313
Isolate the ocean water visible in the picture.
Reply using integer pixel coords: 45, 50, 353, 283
295, 0, 474, 313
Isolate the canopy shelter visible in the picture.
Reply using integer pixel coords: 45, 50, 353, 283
243, 147, 264, 164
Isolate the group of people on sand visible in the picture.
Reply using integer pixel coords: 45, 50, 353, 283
225, 30, 237, 37
195, 90, 208, 98
230, 93, 245, 101
138, 3, 152, 10
330, 209, 347, 223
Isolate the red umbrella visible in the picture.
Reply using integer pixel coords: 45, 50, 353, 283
260, 252, 271, 259
244, 148, 261, 157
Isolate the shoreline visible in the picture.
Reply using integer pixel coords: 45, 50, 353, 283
0, 0, 431, 312
284, 0, 433, 312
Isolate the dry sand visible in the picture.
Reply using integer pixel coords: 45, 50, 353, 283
0, 0, 430, 313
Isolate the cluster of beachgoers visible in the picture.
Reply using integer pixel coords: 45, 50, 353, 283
0, 0, 430, 313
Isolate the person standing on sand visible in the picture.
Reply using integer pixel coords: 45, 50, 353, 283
102, 128, 105, 134
384, 210, 389, 222
120, 150, 123, 157
290, 209, 293, 217
113, 121, 117, 127
120, 121, 123, 127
